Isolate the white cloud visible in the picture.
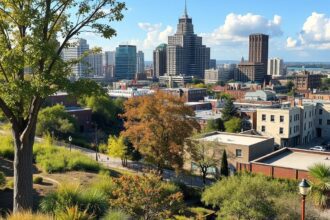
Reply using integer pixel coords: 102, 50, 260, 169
287, 12, 330, 49
201, 13, 283, 46
132, 22, 174, 50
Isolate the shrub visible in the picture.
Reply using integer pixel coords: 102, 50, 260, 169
91, 174, 116, 198
0, 135, 14, 160
0, 171, 6, 188
102, 210, 130, 220
6, 179, 13, 189
5, 211, 52, 220
55, 205, 94, 220
33, 176, 43, 184
40, 184, 109, 218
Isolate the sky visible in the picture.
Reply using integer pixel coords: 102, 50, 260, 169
81, 0, 330, 62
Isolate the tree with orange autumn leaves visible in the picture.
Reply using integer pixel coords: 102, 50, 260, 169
121, 91, 200, 172
111, 172, 184, 219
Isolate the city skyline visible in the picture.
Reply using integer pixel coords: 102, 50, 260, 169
78, 0, 330, 62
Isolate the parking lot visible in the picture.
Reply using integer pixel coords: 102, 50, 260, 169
296, 137, 330, 152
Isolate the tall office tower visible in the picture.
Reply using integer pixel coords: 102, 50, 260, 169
103, 51, 116, 78
268, 57, 284, 77
166, 2, 210, 78
115, 45, 137, 80
249, 34, 269, 72
62, 38, 90, 78
88, 53, 103, 76
153, 44, 167, 77
209, 59, 217, 69
136, 51, 145, 74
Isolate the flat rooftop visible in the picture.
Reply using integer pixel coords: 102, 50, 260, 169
255, 148, 330, 171
199, 132, 270, 146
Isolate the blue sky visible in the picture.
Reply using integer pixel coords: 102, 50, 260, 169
82, 0, 330, 62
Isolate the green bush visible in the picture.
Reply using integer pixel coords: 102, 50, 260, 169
0, 135, 14, 160
33, 176, 43, 184
40, 184, 109, 218
55, 205, 94, 220
102, 210, 130, 220
0, 171, 6, 188
6, 179, 13, 189
91, 173, 116, 198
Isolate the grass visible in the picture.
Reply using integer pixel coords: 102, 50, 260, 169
3, 211, 52, 220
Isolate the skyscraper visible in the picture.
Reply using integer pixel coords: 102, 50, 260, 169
166, 1, 210, 78
136, 51, 145, 74
62, 38, 90, 78
153, 43, 167, 77
249, 34, 269, 72
88, 52, 103, 76
103, 51, 116, 66
268, 58, 284, 77
115, 45, 137, 80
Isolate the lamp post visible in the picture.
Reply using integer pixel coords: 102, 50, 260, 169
299, 179, 310, 220
68, 136, 72, 152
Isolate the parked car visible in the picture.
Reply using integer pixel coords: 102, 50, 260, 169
309, 146, 327, 151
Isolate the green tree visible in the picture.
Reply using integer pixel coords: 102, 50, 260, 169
0, 0, 125, 211
36, 104, 76, 137
221, 99, 237, 121
224, 117, 242, 133
111, 172, 184, 220
202, 174, 282, 220
186, 140, 222, 184
205, 118, 224, 132
220, 150, 229, 177
308, 163, 330, 209
108, 135, 127, 166
0, 171, 6, 188
286, 80, 295, 91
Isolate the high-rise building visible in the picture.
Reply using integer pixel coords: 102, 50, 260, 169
88, 53, 103, 76
249, 34, 269, 72
103, 51, 116, 79
153, 44, 167, 77
62, 38, 90, 77
136, 51, 145, 74
115, 45, 137, 80
209, 59, 217, 69
166, 2, 210, 78
268, 58, 284, 77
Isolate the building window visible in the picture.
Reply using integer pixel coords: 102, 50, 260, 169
290, 115, 292, 122
327, 120, 330, 125
289, 127, 292, 135
279, 127, 284, 134
280, 116, 284, 122
319, 119, 322, 125
262, 114, 266, 121
319, 109, 323, 115
304, 123, 306, 131
304, 112, 306, 118
261, 126, 266, 132
236, 149, 242, 157
271, 115, 275, 122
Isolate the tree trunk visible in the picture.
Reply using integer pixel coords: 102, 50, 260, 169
12, 126, 35, 212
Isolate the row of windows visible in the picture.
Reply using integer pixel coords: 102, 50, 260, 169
262, 114, 284, 122
261, 126, 284, 134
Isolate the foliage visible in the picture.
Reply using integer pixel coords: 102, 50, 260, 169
110, 172, 184, 220
308, 163, 330, 209
224, 117, 242, 133
102, 210, 130, 220
186, 140, 222, 184
34, 142, 100, 173
108, 135, 129, 166
286, 80, 295, 91
221, 99, 237, 122
202, 174, 283, 220
220, 150, 229, 177
0, 0, 126, 211
122, 91, 200, 171
55, 205, 94, 220
79, 96, 125, 135
0, 134, 14, 160
40, 184, 108, 218
321, 78, 330, 91
0, 171, 6, 188
5, 211, 52, 220
205, 118, 224, 132
36, 104, 77, 137
191, 78, 204, 84
90, 173, 116, 198
216, 92, 233, 101
33, 176, 43, 184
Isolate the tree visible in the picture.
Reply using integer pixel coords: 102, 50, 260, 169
221, 99, 237, 122
308, 163, 330, 209
286, 80, 295, 91
0, 0, 125, 211
224, 117, 242, 133
220, 150, 229, 177
36, 104, 76, 137
205, 118, 224, 132
202, 174, 282, 220
108, 135, 131, 167
0, 171, 6, 188
111, 172, 184, 220
186, 140, 222, 184
121, 91, 200, 172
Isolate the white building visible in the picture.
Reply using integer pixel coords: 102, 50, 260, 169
62, 38, 90, 78
88, 53, 103, 76
136, 51, 145, 74
267, 58, 284, 77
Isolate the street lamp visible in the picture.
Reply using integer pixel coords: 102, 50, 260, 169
299, 179, 311, 220
68, 136, 72, 152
